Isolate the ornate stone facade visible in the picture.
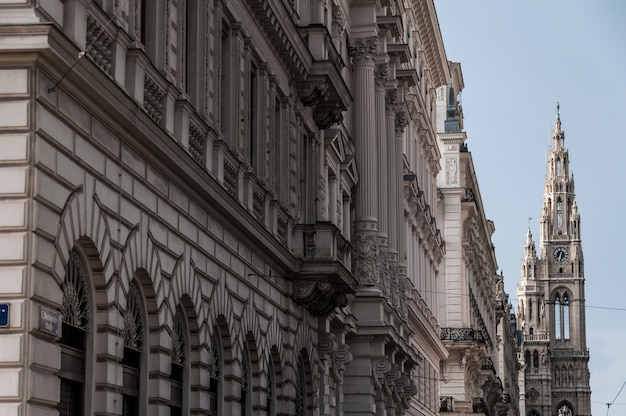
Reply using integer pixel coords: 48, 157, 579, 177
436, 68, 520, 416
0, 1, 517, 416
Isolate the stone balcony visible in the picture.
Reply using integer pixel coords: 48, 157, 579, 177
298, 24, 351, 129
291, 222, 357, 316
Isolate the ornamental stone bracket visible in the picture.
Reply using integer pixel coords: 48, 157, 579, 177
372, 357, 417, 415
298, 25, 352, 129
292, 222, 358, 316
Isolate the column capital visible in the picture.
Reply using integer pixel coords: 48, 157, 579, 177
375, 64, 389, 87
395, 111, 408, 135
385, 89, 399, 112
349, 37, 380, 64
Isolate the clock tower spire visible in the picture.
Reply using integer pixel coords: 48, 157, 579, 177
517, 107, 591, 416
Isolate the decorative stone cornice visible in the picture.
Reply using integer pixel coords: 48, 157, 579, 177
247, 0, 308, 78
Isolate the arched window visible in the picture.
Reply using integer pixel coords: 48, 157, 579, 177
557, 403, 573, 416
209, 330, 222, 415
122, 283, 145, 416
557, 198, 563, 227
59, 250, 91, 416
525, 350, 531, 368
241, 345, 252, 415
555, 292, 571, 341
563, 294, 570, 339
554, 294, 562, 340
170, 311, 187, 416
295, 353, 307, 416
529, 299, 533, 321
529, 410, 541, 416
266, 352, 276, 416
533, 351, 539, 368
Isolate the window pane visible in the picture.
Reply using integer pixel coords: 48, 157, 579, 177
59, 378, 83, 416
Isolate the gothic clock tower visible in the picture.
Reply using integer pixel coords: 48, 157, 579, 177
517, 108, 592, 416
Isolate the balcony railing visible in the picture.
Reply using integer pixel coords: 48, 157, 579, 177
523, 332, 550, 343
481, 357, 495, 376
472, 397, 487, 414
440, 327, 486, 344
440, 396, 454, 412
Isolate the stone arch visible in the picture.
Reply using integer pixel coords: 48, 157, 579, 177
117, 226, 162, 313
53, 186, 114, 312
556, 400, 574, 416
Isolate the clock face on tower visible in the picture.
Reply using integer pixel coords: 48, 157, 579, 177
553, 247, 568, 262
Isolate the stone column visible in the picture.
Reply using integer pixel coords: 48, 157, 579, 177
349, 38, 379, 286
384, 88, 397, 303
395, 111, 409, 315
375, 64, 389, 295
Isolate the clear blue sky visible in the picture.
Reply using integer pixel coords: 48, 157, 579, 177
435, 2, 626, 415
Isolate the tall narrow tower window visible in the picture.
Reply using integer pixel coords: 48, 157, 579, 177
563, 294, 570, 340
556, 159, 562, 176
557, 198, 563, 227
554, 295, 562, 340
554, 292, 571, 341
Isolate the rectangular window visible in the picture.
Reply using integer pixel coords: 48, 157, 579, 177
59, 378, 82, 416
220, 22, 231, 136
249, 63, 258, 169
274, 98, 281, 195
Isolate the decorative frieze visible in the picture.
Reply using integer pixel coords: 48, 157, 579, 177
189, 123, 206, 165
86, 15, 114, 76
223, 159, 238, 198
252, 187, 264, 222
144, 75, 165, 124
